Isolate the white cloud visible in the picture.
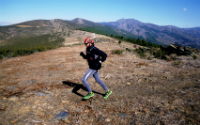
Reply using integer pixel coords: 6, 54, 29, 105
183, 8, 187, 11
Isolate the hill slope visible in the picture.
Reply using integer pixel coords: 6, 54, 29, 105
0, 19, 81, 40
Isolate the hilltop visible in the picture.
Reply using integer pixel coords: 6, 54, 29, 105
0, 31, 200, 124
0, 19, 81, 40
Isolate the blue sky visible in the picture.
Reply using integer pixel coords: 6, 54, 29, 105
0, 0, 200, 28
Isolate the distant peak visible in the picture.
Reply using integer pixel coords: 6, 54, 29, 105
117, 18, 137, 22
72, 18, 85, 24
77, 18, 84, 24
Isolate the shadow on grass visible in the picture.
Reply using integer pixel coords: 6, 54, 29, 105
62, 80, 104, 100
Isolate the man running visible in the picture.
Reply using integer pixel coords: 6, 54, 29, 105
80, 37, 112, 99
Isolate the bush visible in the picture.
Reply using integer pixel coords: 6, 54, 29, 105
118, 40, 121, 45
154, 49, 166, 59
193, 53, 198, 60
173, 60, 182, 65
111, 49, 123, 55
138, 49, 146, 58
135, 48, 146, 58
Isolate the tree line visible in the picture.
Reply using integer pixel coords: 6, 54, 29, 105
110, 34, 162, 48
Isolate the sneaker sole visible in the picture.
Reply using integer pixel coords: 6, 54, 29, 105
83, 95, 94, 100
104, 91, 112, 99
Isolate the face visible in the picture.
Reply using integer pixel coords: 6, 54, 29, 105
85, 43, 91, 47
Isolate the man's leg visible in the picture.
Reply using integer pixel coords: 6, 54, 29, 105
93, 71, 108, 92
93, 71, 112, 99
82, 69, 96, 99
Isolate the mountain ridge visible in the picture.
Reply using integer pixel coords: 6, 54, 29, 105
101, 18, 200, 48
1, 18, 200, 48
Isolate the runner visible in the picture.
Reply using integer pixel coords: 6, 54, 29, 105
80, 37, 112, 99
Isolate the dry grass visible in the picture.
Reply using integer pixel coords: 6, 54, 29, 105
0, 32, 200, 124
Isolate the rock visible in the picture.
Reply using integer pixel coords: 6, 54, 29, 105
130, 120, 136, 124
8, 96, 19, 102
105, 118, 111, 122
55, 111, 69, 121
34, 91, 49, 96
118, 113, 128, 117
180, 91, 185, 94
32, 120, 42, 123
127, 82, 131, 85
138, 79, 142, 83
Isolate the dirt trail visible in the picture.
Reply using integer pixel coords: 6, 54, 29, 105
0, 39, 200, 124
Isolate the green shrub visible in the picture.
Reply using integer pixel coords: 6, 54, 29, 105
138, 49, 146, 58
118, 40, 121, 45
193, 53, 198, 60
0, 55, 3, 60
154, 49, 166, 59
173, 60, 182, 65
135, 49, 146, 58
111, 49, 123, 55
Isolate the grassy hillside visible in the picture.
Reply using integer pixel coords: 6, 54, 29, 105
0, 34, 64, 59
0, 19, 82, 40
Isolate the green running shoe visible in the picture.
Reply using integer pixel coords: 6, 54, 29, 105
83, 92, 94, 100
104, 90, 112, 99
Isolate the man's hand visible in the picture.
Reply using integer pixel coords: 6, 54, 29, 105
80, 52, 87, 59
80, 52, 84, 56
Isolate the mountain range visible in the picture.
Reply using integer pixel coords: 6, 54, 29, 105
101, 18, 200, 48
1, 18, 200, 48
